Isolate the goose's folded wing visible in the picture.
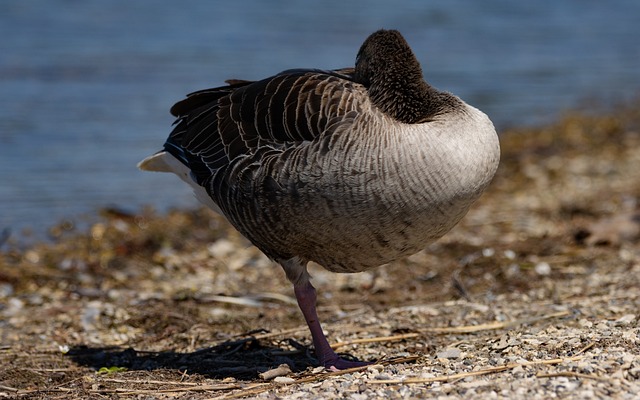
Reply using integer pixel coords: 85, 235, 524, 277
164, 68, 362, 184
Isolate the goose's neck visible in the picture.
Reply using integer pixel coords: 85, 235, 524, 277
368, 81, 458, 124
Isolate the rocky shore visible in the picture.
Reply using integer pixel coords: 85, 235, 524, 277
1, 103, 639, 399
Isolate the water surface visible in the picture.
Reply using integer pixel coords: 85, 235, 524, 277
1, 0, 639, 238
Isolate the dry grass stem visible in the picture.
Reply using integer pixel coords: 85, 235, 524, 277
331, 333, 421, 349
370, 356, 585, 384
536, 371, 609, 382
421, 311, 571, 334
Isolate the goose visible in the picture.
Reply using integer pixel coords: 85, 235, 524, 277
139, 29, 500, 370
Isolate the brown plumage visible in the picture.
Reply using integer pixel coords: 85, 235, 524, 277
139, 29, 500, 370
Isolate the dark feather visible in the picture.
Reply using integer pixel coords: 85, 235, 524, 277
164, 68, 364, 185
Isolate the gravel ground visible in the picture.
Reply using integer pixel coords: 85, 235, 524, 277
1, 104, 640, 399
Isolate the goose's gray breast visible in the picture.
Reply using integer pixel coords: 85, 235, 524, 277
217, 100, 499, 273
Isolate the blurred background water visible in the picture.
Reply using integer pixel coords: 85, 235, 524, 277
1, 0, 639, 240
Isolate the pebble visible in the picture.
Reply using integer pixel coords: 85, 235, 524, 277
367, 364, 385, 372
504, 249, 517, 259
535, 262, 551, 276
436, 348, 462, 359
0, 283, 14, 298
207, 239, 236, 258
482, 248, 495, 257
613, 314, 636, 326
3, 298, 24, 316
578, 319, 593, 328
274, 376, 296, 384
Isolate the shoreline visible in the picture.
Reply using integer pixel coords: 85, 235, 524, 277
3, 98, 637, 249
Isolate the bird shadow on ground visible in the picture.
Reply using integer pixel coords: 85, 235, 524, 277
66, 337, 362, 380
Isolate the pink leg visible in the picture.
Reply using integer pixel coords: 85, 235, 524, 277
294, 281, 369, 370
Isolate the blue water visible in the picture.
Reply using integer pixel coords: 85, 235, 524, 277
1, 0, 639, 238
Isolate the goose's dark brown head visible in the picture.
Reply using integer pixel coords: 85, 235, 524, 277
355, 29, 458, 124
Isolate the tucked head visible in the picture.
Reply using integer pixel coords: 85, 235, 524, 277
354, 29, 425, 89
354, 29, 432, 123
354, 29, 461, 124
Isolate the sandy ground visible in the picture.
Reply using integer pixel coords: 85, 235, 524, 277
1, 104, 640, 399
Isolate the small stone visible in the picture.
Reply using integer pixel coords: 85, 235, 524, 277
612, 314, 636, 326
504, 249, 516, 259
535, 262, 551, 276
24, 250, 40, 264
505, 263, 520, 278
273, 376, 296, 384
208, 239, 236, 258
367, 364, 384, 372
436, 348, 462, 359
0, 283, 14, 298
511, 365, 525, 375
287, 392, 310, 400
4, 298, 24, 316
578, 319, 593, 328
